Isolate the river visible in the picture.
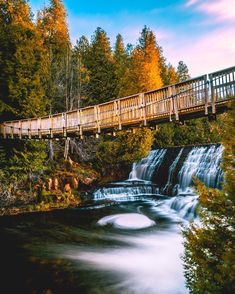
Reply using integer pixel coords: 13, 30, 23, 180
0, 144, 223, 294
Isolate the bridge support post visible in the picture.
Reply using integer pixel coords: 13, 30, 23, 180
63, 113, 67, 137
209, 74, 216, 114
10, 126, 14, 139
19, 121, 22, 139
78, 109, 83, 139
95, 105, 101, 135
117, 100, 122, 130
28, 128, 31, 139
168, 86, 173, 121
140, 93, 147, 126
204, 75, 209, 115
172, 85, 179, 121
50, 128, 53, 139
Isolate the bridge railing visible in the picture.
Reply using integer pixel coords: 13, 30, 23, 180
1, 66, 234, 138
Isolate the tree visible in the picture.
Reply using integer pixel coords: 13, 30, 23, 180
183, 101, 235, 293
96, 128, 154, 167
114, 34, 129, 98
85, 27, 117, 105
37, 0, 70, 112
72, 36, 90, 108
164, 63, 179, 85
0, 0, 48, 120
177, 61, 190, 82
129, 26, 163, 94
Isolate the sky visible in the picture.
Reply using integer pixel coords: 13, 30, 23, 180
29, 0, 235, 77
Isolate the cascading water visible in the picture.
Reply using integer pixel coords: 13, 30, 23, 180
93, 144, 224, 220
163, 148, 184, 195
128, 149, 167, 181
94, 149, 167, 201
176, 144, 224, 194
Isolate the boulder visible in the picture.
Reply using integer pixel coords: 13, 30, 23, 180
64, 183, 71, 194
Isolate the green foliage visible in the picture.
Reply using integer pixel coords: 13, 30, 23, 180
114, 34, 130, 98
154, 116, 224, 148
96, 128, 154, 166
0, 0, 49, 120
3, 141, 48, 192
177, 60, 190, 82
37, 0, 70, 112
183, 102, 235, 293
84, 27, 117, 106
73, 36, 90, 107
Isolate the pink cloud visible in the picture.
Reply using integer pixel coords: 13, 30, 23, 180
186, 0, 235, 24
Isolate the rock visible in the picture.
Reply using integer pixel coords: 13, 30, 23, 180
82, 177, 93, 186
53, 177, 59, 190
64, 183, 71, 193
71, 177, 79, 189
46, 178, 53, 191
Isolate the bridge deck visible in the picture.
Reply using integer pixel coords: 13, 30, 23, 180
1, 66, 234, 139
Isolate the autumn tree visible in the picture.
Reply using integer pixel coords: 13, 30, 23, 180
164, 64, 179, 85
37, 0, 70, 112
129, 26, 163, 94
0, 0, 48, 120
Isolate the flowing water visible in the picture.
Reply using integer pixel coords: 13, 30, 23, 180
0, 144, 223, 294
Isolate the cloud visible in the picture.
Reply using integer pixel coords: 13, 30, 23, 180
185, 0, 199, 7
185, 0, 235, 24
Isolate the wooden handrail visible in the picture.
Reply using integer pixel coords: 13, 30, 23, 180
1, 66, 235, 139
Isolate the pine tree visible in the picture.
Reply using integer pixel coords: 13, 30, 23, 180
73, 36, 90, 108
37, 0, 70, 112
113, 34, 129, 98
177, 60, 190, 82
0, 0, 48, 120
85, 27, 117, 105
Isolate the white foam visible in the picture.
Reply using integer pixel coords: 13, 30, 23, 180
97, 213, 156, 229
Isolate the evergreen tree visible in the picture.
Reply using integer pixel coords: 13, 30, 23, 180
85, 27, 117, 105
0, 0, 48, 120
37, 0, 70, 112
114, 34, 130, 98
177, 60, 190, 82
73, 36, 90, 108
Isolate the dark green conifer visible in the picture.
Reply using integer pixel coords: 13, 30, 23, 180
0, 0, 48, 120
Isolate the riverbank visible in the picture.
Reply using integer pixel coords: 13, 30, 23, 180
0, 194, 81, 216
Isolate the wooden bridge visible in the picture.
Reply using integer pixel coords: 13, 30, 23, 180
1, 66, 234, 139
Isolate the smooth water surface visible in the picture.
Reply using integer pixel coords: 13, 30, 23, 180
0, 196, 196, 294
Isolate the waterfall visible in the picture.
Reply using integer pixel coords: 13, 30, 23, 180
94, 185, 160, 202
129, 149, 167, 181
163, 148, 184, 194
177, 145, 224, 194
93, 144, 224, 202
